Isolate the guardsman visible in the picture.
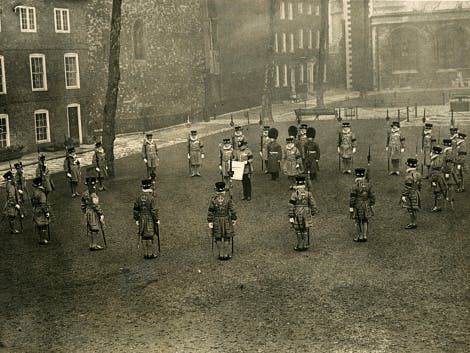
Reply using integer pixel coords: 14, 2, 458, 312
442, 139, 458, 208
219, 138, 234, 186
288, 125, 304, 173
297, 124, 308, 169
232, 126, 246, 160
81, 177, 105, 251
303, 127, 320, 181
142, 132, 159, 180
134, 179, 159, 259
31, 176, 51, 244
266, 128, 282, 180
338, 122, 357, 174
187, 130, 205, 177
92, 141, 108, 191
449, 127, 459, 148
3, 170, 22, 234
36, 153, 55, 198
421, 123, 436, 178
400, 158, 422, 229
386, 121, 406, 175
288, 175, 318, 251
64, 146, 81, 197
454, 132, 466, 192
207, 181, 237, 260
283, 136, 302, 190
237, 140, 253, 201
14, 162, 27, 213
430, 146, 445, 212
349, 167, 375, 242
260, 126, 270, 173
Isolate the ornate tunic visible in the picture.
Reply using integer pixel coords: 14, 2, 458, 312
430, 154, 445, 194
64, 155, 81, 183
92, 148, 108, 178
36, 162, 55, 193
387, 130, 405, 160
283, 144, 301, 176
188, 136, 204, 166
442, 147, 458, 185
31, 187, 50, 227
338, 131, 357, 159
81, 190, 103, 232
133, 190, 159, 239
350, 179, 375, 221
422, 132, 436, 167
303, 140, 320, 173
219, 144, 234, 178
207, 193, 237, 239
288, 188, 318, 230
142, 138, 159, 167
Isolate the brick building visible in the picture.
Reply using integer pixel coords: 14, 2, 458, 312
371, 8, 470, 90
0, 0, 89, 152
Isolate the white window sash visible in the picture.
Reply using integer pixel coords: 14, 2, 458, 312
298, 2, 303, 14
274, 33, 278, 53
288, 2, 293, 20
282, 33, 287, 53
280, 2, 285, 19
308, 30, 313, 49
300, 64, 304, 83
290, 33, 295, 53
0, 114, 10, 147
315, 5, 320, 16
0, 56, 6, 94
30, 54, 47, 91
19, 6, 36, 32
316, 30, 320, 49
299, 29, 304, 49
54, 8, 70, 33
34, 110, 51, 143
283, 64, 288, 87
275, 65, 280, 87
64, 53, 80, 89
308, 3, 312, 15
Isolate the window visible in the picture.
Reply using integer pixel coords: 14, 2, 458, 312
280, 2, 285, 19
0, 114, 9, 147
19, 6, 36, 32
275, 65, 280, 87
283, 64, 288, 86
288, 2, 293, 20
316, 30, 320, 49
300, 64, 305, 84
299, 29, 304, 49
315, 5, 320, 15
391, 28, 418, 71
290, 33, 295, 53
30, 54, 47, 91
274, 33, 278, 53
298, 2, 303, 13
0, 56, 5, 94
308, 29, 313, 49
54, 8, 70, 33
282, 33, 287, 53
436, 27, 466, 69
308, 3, 312, 14
34, 110, 50, 143
64, 53, 80, 89
133, 20, 146, 60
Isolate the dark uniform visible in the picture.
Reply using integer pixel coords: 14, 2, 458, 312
260, 126, 270, 173
288, 176, 318, 251
349, 168, 375, 242
81, 177, 105, 251
237, 141, 253, 201
207, 182, 237, 260
133, 179, 159, 259
338, 122, 357, 174
187, 130, 205, 177
92, 141, 108, 191
430, 146, 445, 212
31, 177, 51, 244
142, 132, 159, 179
401, 158, 422, 229
454, 132, 466, 192
14, 162, 28, 215
386, 121, 406, 175
421, 123, 436, 178
303, 127, 320, 180
219, 138, 234, 186
36, 153, 55, 198
3, 171, 22, 234
232, 126, 246, 161
64, 146, 81, 197
266, 128, 282, 180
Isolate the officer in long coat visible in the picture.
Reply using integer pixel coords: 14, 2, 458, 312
237, 140, 253, 201
386, 121, 406, 175
338, 122, 357, 174
81, 177, 105, 251
92, 141, 108, 191
142, 132, 159, 179
266, 128, 282, 180
31, 176, 51, 244
187, 130, 205, 177
134, 179, 159, 259
303, 127, 320, 181
232, 126, 246, 161
421, 123, 436, 178
207, 181, 237, 260
64, 146, 81, 197
349, 168, 375, 242
3, 171, 22, 234
400, 158, 422, 229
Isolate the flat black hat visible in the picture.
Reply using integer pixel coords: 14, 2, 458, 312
424, 123, 433, 128
443, 139, 452, 146
263, 125, 270, 130
85, 176, 97, 185
67, 146, 75, 153
355, 168, 366, 177
406, 158, 418, 167
215, 181, 226, 192
391, 121, 400, 127
14, 162, 23, 169
268, 127, 279, 139
141, 179, 153, 189
295, 176, 306, 185
190, 130, 197, 134
223, 138, 231, 143
95, 141, 102, 147
300, 124, 308, 129
458, 132, 466, 138
342, 122, 350, 127
433, 146, 442, 153
3, 170, 13, 180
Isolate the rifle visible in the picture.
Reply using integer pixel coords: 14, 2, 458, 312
187, 135, 191, 175
155, 221, 161, 254
306, 171, 311, 247
9, 160, 23, 232
366, 145, 371, 181
260, 133, 264, 172
99, 220, 107, 247
219, 147, 224, 182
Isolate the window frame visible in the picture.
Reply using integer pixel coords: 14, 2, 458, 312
64, 53, 80, 89
308, 29, 313, 49
288, 2, 293, 20
298, 2, 303, 14
299, 29, 304, 49
19, 6, 37, 33
274, 32, 279, 53
0, 114, 10, 147
290, 33, 295, 53
275, 65, 280, 87
34, 109, 51, 144
280, 1, 286, 20
29, 54, 48, 91
282, 33, 287, 53
0, 56, 6, 94
300, 64, 305, 84
54, 8, 70, 33
283, 64, 288, 87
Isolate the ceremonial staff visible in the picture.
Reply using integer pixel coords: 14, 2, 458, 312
9, 160, 23, 232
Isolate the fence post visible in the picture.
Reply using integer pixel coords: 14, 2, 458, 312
451, 110, 454, 128
398, 109, 401, 121
338, 107, 342, 120
423, 108, 426, 123
414, 103, 418, 119
406, 106, 409, 122
386, 108, 390, 121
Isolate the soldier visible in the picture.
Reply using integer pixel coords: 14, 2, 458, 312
81, 177, 105, 251
297, 123, 308, 170
64, 146, 81, 197
454, 132, 466, 192
260, 125, 270, 173
400, 158, 422, 229
421, 123, 437, 178
3, 171, 23, 234
449, 127, 459, 147
267, 128, 282, 180
134, 179, 159, 259
31, 176, 51, 244
442, 138, 458, 208
207, 181, 237, 260
288, 125, 304, 173
232, 126, 246, 161
337, 122, 357, 174
14, 162, 28, 213
303, 127, 320, 181
283, 136, 302, 189
187, 130, 205, 177
142, 132, 159, 180
386, 121, 406, 175
429, 146, 445, 212
219, 138, 234, 186
36, 153, 55, 198
92, 141, 108, 191
349, 167, 375, 242
237, 140, 253, 201
288, 175, 318, 251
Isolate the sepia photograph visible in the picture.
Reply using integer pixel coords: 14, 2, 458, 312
0, 0, 469, 352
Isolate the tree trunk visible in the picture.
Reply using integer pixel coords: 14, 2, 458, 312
315, 0, 329, 108
102, 0, 122, 178
261, 0, 275, 124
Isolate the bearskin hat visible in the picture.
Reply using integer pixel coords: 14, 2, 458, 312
268, 127, 279, 139
306, 127, 316, 139
288, 125, 298, 138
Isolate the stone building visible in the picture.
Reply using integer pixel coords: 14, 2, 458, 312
0, 0, 89, 151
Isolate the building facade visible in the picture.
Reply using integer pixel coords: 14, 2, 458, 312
0, 0, 89, 151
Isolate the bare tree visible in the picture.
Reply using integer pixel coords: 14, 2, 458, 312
315, 0, 329, 108
261, 0, 275, 124
102, 0, 122, 178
